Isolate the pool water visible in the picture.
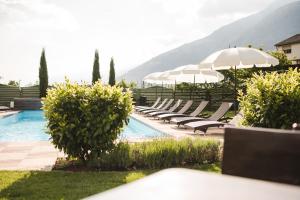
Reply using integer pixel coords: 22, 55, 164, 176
0, 111, 166, 141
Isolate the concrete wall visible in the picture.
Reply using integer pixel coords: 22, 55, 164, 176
14, 98, 42, 110
277, 43, 300, 64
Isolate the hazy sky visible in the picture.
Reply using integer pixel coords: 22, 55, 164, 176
0, 0, 275, 85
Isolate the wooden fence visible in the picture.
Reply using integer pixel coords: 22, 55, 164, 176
0, 84, 40, 106
134, 85, 235, 110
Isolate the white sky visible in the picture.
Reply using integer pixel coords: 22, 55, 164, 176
0, 0, 275, 85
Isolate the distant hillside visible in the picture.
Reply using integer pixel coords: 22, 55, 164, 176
120, 0, 300, 82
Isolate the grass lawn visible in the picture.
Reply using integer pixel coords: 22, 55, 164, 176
0, 164, 220, 200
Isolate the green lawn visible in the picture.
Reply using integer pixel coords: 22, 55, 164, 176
0, 170, 152, 200
0, 164, 220, 200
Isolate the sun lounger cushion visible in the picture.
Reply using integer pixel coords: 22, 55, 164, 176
170, 116, 204, 125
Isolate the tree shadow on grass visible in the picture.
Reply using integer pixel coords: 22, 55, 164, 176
0, 164, 220, 200
0, 170, 153, 200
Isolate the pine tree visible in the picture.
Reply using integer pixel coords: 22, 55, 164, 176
92, 49, 101, 84
108, 57, 116, 86
39, 48, 48, 97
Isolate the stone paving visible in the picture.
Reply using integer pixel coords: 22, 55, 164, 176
0, 111, 62, 171
0, 141, 61, 171
0, 110, 19, 118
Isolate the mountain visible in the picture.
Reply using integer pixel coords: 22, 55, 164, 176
120, 0, 300, 82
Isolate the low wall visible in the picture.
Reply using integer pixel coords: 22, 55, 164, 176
14, 98, 42, 110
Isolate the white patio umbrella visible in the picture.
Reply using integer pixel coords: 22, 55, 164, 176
143, 71, 174, 97
199, 47, 279, 70
199, 47, 279, 112
144, 72, 176, 83
169, 64, 212, 75
167, 65, 224, 84
143, 72, 164, 84
159, 66, 224, 101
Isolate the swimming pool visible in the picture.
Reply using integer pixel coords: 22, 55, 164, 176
0, 110, 166, 141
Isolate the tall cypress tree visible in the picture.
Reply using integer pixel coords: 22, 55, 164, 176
92, 49, 101, 84
39, 48, 48, 97
108, 57, 116, 86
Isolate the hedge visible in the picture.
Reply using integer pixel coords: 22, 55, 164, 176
93, 138, 220, 170
239, 68, 300, 129
43, 79, 133, 162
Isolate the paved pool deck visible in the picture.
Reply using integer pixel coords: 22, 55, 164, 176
0, 141, 62, 171
0, 110, 19, 118
131, 113, 224, 141
0, 111, 62, 171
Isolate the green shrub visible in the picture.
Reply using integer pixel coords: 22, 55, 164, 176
97, 138, 220, 170
97, 142, 132, 169
43, 79, 133, 161
239, 68, 300, 129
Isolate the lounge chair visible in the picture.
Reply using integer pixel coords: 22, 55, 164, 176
158, 101, 208, 121
135, 97, 162, 111
170, 102, 233, 126
135, 97, 161, 111
184, 112, 243, 134
147, 99, 183, 117
155, 100, 193, 119
142, 99, 174, 114
138, 98, 168, 112
0, 106, 10, 111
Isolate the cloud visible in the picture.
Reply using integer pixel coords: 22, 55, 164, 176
151, 0, 202, 14
0, 0, 79, 31
0, 0, 278, 85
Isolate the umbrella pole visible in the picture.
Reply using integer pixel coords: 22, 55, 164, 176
155, 84, 157, 100
174, 80, 176, 99
193, 74, 195, 100
161, 81, 163, 98
234, 65, 237, 114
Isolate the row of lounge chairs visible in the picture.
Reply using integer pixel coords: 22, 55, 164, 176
135, 98, 237, 134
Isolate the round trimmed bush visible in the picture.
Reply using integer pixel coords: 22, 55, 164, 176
43, 80, 133, 161
239, 68, 300, 129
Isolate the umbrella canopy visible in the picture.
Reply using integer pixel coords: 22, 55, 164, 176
143, 72, 173, 84
199, 47, 279, 70
160, 66, 224, 84
198, 47, 279, 113
173, 73, 224, 84
170, 64, 212, 75
181, 64, 212, 73
169, 65, 195, 75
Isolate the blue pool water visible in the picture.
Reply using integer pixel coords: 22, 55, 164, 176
0, 111, 166, 141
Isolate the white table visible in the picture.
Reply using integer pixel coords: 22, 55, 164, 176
84, 168, 300, 200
